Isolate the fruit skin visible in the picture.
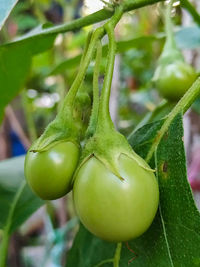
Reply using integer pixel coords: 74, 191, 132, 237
153, 61, 196, 101
73, 154, 159, 242
25, 141, 80, 200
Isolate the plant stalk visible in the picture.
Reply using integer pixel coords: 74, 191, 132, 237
145, 77, 200, 163
164, 0, 176, 50
113, 242, 122, 267
58, 28, 104, 120
96, 6, 123, 132
2, 0, 164, 48
181, 0, 200, 26
86, 40, 102, 138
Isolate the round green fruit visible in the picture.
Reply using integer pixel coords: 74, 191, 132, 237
73, 154, 159, 242
154, 61, 196, 101
25, 141, 80, 200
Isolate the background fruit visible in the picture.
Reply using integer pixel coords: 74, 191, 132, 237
154, 60, 196, 101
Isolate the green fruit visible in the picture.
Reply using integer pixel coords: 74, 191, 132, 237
25, 141, 80, 200
73, 154, 159, 242
154, 61, 196, 101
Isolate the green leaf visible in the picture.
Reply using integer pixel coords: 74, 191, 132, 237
0, 27, 56, 124
0, 155, 44, 233
0, 0, 18, 30
122, 114, 200, 266
67, 114, 200, 266
50, 26, 200, 76
67, 224, 116, 267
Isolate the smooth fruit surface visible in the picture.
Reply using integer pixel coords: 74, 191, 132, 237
154, 61, 196, 101
73, 154, 159, 242
25, 141, 80, 200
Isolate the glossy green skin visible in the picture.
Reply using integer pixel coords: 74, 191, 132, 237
25, 142, 80, 200
154, 61, 196, 101
73, 154, 159, 242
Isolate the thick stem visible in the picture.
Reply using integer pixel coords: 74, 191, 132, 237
79, 30, 93, 66
181, 0, 200, 26
96, 6, 123, 132
5, 0, 164, 48
113, 242, 122, 267
97, 26, 116, 130
145, 77, 200, 163
57, 28, 104, 121
164, 0, 176, 50
86, 40, 102, 138
159, 0, 183, 63
0, 233, 10, 267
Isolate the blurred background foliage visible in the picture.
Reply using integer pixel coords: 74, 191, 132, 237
0, 0, 200, 266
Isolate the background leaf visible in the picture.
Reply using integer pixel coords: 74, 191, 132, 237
0, 0, 18, 30
0, 29, 56, 123
49, 36, 157, 76
0, 156, 44, 234
67, 114, 200, 266
50, 26, 200, 76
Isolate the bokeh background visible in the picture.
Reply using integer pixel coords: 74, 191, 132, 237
0, 0, 200, 266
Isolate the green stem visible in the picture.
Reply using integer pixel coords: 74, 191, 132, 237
145, 77, 200, 163
57, 28, 104, 121
94, 258, 113, 267
159, 0, 183, 63
86, 40, 102, 138
79, 30, 93, 66
122, 0, 164, 12
21, 90, 37, 142
0, 181, 26, 267
2, 0, 163, 47
96, 6, 123, 132
0, 233, 10, 267
164, 0, 176, 50
113, 242, 122, 267
181, 0, 200, 26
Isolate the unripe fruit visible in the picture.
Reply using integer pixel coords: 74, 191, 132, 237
154, 60, 196, 101
25, 141, 80, 200
73, 154, 159, 242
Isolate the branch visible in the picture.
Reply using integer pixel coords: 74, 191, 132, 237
181, 0, 200, 26
2, 0, 164, 46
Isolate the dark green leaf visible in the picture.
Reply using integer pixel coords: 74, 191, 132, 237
0, 156, 44, 234
67, 114, 200, 266
0, 0, 18, 30
67, 224, 115, 267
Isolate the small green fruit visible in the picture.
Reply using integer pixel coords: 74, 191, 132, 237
154, 61, 196, 101
25, 141, 80, 200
